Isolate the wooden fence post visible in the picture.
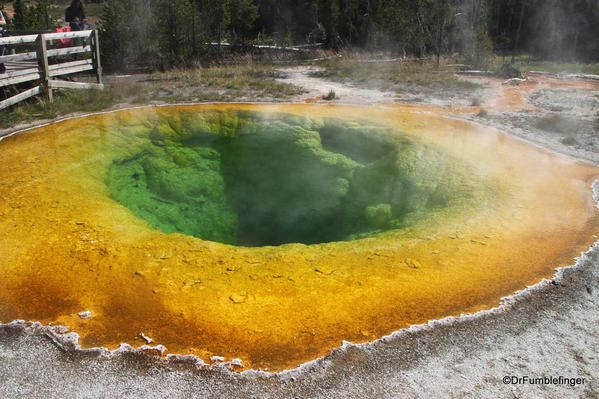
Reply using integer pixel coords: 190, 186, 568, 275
91, 30, 103, 85
36, 34, 52, 102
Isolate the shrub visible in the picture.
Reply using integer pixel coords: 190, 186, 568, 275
323, 90, 337, 100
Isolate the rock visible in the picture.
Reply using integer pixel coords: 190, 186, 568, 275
502, 78, 527, 86
314, 266, 335, 275
229, 293, 247, 304
373, 251, 392, 257
139, 333, 153, 344
404, 258, 422, 269
77, 311, 92, 319
470, 239, 487, 245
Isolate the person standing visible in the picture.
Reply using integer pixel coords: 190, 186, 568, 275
65, 0, 87, 31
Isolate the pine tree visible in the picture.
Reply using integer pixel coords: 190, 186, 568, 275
12, 0, 29, 30
228, 0, 259, 46
11, 0, 54, 30
30, 0, 53, 30
99, 0, 128, 71
319, 0, 341, 49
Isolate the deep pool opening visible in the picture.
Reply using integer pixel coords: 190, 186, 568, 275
106, 111, 476, 246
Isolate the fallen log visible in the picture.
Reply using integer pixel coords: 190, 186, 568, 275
304, 54, 343, 63
526, 71, 599, 81
203, 42, 320, 52
558, 73, 599, 81
456, 70, 495, 76
502, 77, 528, 86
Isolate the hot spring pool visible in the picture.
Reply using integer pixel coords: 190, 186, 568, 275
0, 104, 598, 371
106, 110, 486, 246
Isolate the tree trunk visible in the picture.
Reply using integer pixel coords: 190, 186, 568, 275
435, 1, 446, 70
512, 0, 526, 63
191, 0, 197, 57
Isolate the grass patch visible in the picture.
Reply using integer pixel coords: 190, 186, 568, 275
0, 85, 143, 129
147, 64, 305, 98
1, 64, 305, 129
489, 56, 599, 75
312, 57, 483, 96
524, 61, 599, 75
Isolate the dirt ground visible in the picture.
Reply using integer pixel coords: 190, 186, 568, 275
1, 67, 599, 398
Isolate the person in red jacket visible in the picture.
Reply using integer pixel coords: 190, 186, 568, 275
65, 0, 87, 31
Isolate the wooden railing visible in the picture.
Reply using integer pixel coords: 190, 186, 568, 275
0, 30, 103, 110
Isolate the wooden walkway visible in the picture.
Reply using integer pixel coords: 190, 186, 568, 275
0, 30, 103, 110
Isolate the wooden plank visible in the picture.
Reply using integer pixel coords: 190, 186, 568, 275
0, 72, 41, 87
0, 31, 91, 45
48, 59, 92, 71
0, 66, 39, 79
4, 61, 38, 71
47, 79, 104, 90
0, 51, 38, 63
37, 34, 52, 102
46, 45, 92, 58
0, 86, 42, 111
92, 30, 103, 85
6, 30, 53, 36
49, 63, 94, 77
43, 30, 93, 41
0, 34, 40, 45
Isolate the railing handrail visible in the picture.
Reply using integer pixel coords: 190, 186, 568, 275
0, 30, 93, 46
0, 34, 40, 45
43, 30, 94, 41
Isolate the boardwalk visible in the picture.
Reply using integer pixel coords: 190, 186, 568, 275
0, 30, 103, 110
